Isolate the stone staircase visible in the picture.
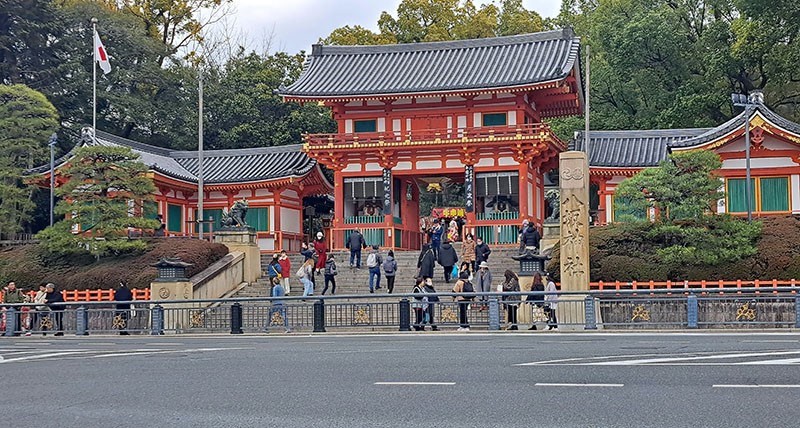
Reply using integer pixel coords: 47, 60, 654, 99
246, 244, 525, 298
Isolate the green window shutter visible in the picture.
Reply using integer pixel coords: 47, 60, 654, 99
248, 207, 269, 231
482, 113, 507, 126
760, 177, 789, 212
194, 208, 224, 233
727, 178, 755, 213
167, 204, 182, 232
354, 120, 377, 133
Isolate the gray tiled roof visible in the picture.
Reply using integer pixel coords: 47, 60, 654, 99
671, 102, 800, 148
278, 29, 581, 98
572, 129, 709, 167
27, 129, 317, 185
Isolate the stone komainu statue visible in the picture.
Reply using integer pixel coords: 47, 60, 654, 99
221, 199, 249, 228
544, 189, 560, 223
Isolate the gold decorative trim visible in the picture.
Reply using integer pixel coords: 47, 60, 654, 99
353, 306, 370, 324
736, 303, 756, 321
631, 305, 651, 322
441, 306, 458, 323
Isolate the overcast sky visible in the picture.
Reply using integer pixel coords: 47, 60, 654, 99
225, 0, 562, 54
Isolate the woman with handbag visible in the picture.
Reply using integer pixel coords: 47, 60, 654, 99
544, 273, 559, 330
526, 272, 546, 330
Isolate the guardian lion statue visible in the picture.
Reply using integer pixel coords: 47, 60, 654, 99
220, 199, 249, 228
544, 189, 560, 224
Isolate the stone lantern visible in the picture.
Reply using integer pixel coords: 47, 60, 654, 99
512, 251, 551, 277
151, 257, 193, 282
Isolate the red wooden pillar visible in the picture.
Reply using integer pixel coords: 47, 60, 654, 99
333, 169, 345, 248
274, 191, 282, 250
597, 177, 608, 226
518, 160, 529, 220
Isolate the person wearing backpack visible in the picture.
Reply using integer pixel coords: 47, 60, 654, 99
322, 255, 338, 295
297, 259, 315, 297
417, 243, 435, 279
383, 250, 398, 293
452, 271, 474, 331
436, 239, 458, 283
366, 245, 383, 293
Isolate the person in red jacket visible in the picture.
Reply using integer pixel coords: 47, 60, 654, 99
313, 232, 328, 275
278, 250, 292, 295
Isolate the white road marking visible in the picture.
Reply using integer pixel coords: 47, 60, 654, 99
0, 351, 95, 363
733, 357, 800, 365
375, 382, 456, 386
713, 384, 800, 388
587, 350, 800, 365
535, 383, 624, 387
86, 347, 241, 359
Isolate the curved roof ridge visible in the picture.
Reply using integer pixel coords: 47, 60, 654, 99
170, 143, 304, 158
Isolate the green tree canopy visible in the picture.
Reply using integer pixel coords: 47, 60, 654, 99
37, 145, 159, 257
0, 84, 58, 236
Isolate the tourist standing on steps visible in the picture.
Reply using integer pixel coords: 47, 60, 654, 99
544, 272, 559, 330
437, 239, 459, 283
313, 232, 328, 275
297, 259, 315, 297
114, 281, 133, 335
347, 228, 366, 268
417, 243, 435, 279
461, 233, 476, 272
278, 250, 291, 295
430, 218, 444, 259
452, 271, 473, 331
521, 220, 541, 254
422, 277, 439, 331
267, 253, 282, 282
44, 283, 64, 336
502, 270, 521, 330
322, 255, 338, 295
300, 243, 316, 289
366, 245, 384, 293
266, 277, 290, 333
518, 219, 529, 255
459, 261, 473, 282
383, 250, 398, 293
475, 261, 493, 308
475, 236, 492, 267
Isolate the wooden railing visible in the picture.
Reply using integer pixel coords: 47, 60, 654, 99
1, 288, 151, 302
590, 279, 799, 293
305, 123, 562, 149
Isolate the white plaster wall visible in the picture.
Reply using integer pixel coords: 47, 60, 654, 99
255, 189, 272, 197
416, 160, 443, 169
406, 118, 411, 131
258, 238, 275, 251
393, 119, 401, 139
717, 180, 726, 214
473, 112, 482, 127
280, 208, 301, 233
345, 119, 353, 134
527, 182, 533, 216
395, 161, 412, 171
793, 175, 800, 213
166, 190, 175, 198
210, 191, 225, 199
365, 162, 382, 172
377, 118, 386, 132
270, 206, 275, 231
343, 164, 363, 173
498, 157, 517, 166
508, 111, 517, 126
605, 195, 613, 223
283, 190, 298, 199
722, 157, 796, 169
235, 190, 250, 198
476, 158, 495, 167
445, 159, 464, 168
417, 97, 439, 103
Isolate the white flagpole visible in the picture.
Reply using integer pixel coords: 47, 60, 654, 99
91, 17, 97, 141
198, 69, 204, 239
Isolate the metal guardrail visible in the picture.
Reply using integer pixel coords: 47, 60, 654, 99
1, 287, 799, 336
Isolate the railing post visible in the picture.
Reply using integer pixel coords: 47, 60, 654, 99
488, 298, 500, 331
151, 304, 164, 335
313, 299, 326, 333
584, 295, 597, 330
230, 303, 243, 334
399, 298, 411, 331
795, 295, 800, 329
75, 306, 89, 336
4, 307, 16, 336
687, 294, 698, 329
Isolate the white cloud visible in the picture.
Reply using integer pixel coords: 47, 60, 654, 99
226, 0, 562, 54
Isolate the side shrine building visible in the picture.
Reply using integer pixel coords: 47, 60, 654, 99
31, 129, 332, 252
277, 29, 584, 249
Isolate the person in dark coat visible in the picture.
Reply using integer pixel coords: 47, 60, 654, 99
521, 222, 541, 253
437, 240, 459, 283
347, 228, 366, 268
44, 283, 64, 336
114, 281, 133, 335
429, 219, 444, 259
417, 243, 436, 279
475, 236, 492, 264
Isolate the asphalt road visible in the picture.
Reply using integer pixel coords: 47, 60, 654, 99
1, 332, 799, 428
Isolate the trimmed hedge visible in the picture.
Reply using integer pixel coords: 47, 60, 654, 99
547, 216, 800, 282
0, 238, 228, 292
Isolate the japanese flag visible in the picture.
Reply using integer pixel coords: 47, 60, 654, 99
94, 29, 111, 75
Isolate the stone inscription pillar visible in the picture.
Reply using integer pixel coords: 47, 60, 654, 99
559, 151, 590, 328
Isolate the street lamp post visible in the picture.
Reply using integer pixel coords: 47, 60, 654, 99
48, 133, 57, 226
732, 92, 759, 223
